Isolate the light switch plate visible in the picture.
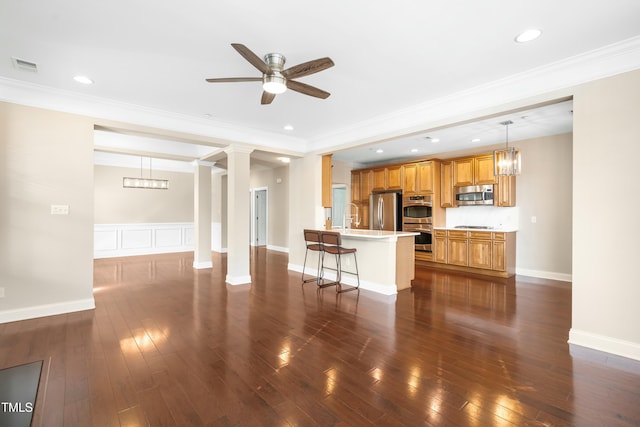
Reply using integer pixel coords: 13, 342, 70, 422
51, 205, 69, 215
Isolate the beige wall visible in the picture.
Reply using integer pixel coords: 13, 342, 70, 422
0, 102, 94, 319
94, 165, 194, 224
515, 133, 573, 278
249, 165, 289, 249
570, 69, 640, 358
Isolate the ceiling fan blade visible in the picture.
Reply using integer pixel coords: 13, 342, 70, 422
286, 80, 330, 99
205, 77, 262, 83
261, 91, 276, 105
282, 57, 334, 79
231, 43, 272, 75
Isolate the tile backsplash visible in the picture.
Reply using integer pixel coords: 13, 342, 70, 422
445, 206, 519, 230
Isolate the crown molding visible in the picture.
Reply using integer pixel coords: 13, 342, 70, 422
2, 36, 640, 157
0, 76, 308, 152
310, 35, 640, 152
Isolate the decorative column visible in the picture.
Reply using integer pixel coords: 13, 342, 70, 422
193, 160, 214, 269
224, 146, 253, 285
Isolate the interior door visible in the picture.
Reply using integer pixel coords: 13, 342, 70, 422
255, 189, 267, 246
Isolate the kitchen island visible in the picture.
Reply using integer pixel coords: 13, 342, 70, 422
312, 229, 418, 295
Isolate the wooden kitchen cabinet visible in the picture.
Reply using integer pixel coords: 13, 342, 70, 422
453, 154, 497, 187
361, 170, 372, 202
417, 161, 435, 193
387, 165, 402, 190
447, 230, 469, 266
402, 163, 417, 194
322, 154, 332, 207
428, 229, 516, 277
351, 170, 360, 202
402, 161, 435, 194
495, 175, 516, 207
468, 232, 492, 270
434, 229, 448, 263
440, 161, 454, 207
475, 154, 497, 185
453, 158, 474, 187
371, 168, 387, 192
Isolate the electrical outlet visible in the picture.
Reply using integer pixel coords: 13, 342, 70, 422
531, 216, 537, 223
51, 205, 69, 215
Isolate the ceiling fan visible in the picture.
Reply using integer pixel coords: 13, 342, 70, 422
206, 43, 334, 105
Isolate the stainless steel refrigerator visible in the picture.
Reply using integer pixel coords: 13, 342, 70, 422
370, 191, 402, 231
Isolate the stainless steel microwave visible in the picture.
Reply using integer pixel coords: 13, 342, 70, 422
455, 185, 494, 206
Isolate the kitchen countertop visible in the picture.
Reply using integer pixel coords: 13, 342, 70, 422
434, 226, 519, 232
336, 229, 419, 239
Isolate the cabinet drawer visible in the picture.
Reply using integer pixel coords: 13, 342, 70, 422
492, 232, 506, 240
434, 229, 447, 238
448, 230, 468, 239
469, 231, 491, 240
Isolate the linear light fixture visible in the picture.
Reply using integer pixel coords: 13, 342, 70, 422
494, 120, 521, 176
123, 157, 169, 189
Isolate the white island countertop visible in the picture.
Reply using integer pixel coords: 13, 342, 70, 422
335, 229, 419, 239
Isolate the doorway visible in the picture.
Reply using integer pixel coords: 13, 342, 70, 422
253, 188, 268, 246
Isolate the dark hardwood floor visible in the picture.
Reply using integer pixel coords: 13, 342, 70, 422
1, 248, 639, 426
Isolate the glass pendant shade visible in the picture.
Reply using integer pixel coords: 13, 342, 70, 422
493, 147, 521, 176
123, 177, 169, 189
494, 120, 521, 176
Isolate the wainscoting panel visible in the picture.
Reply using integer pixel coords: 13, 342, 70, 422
94, 223, 195, 259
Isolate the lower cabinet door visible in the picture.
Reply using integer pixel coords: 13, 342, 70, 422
447, 239, 468, 266
469, 239, 492, 269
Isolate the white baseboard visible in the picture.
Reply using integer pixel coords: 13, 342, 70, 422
193, 261, 213, 269
569, 328, 640, 362
226, 274, 252, 285
267, 245, 289, 253
0, 298, 95, 324
516, 267, 572, 282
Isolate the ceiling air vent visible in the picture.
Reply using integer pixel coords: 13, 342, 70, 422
11, 57, 38, 72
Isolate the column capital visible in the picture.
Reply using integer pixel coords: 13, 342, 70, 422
223, 145, 255, 155
192, 160, 216, 167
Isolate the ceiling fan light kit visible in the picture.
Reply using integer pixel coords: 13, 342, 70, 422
206, 43, 334, 104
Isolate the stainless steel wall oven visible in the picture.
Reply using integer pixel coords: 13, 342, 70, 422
402, 194, 433, 252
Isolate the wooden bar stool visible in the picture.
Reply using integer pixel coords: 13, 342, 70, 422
301, 229, 324, 285
320, 231, 360, 293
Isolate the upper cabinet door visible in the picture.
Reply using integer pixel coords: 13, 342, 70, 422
387, 165, 402, 190
401, 163, 418, 194
371, 168, 387, 192
417, 161, 434, 193
474, 154, 497, 185
453, 158, 474, 187
440, 161, 454, 207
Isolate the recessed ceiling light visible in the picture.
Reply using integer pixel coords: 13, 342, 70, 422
277, 157, 291, 163
471, 138, 481, 143
431, 138, 440, 143
515, 29, 542, 43
73, 75, 93, 85
283, 125, 294, 131
411, 148, 419, 153
376, 149, 384, 154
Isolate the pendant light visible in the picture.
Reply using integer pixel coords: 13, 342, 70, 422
494, 120, 521, 176
123, 157, 169, 189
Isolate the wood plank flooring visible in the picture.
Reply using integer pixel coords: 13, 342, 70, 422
1, 248, 640, 426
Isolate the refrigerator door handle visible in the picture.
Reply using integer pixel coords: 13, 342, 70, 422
378, 196, 384, 229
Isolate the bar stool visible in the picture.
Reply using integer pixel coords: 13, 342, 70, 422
301, 229, 324, 285
320, 231, 360, 293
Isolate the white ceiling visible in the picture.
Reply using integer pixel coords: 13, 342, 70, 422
1, 1, 640, 169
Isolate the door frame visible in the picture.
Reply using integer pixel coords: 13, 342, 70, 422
251, 186, 268, 247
